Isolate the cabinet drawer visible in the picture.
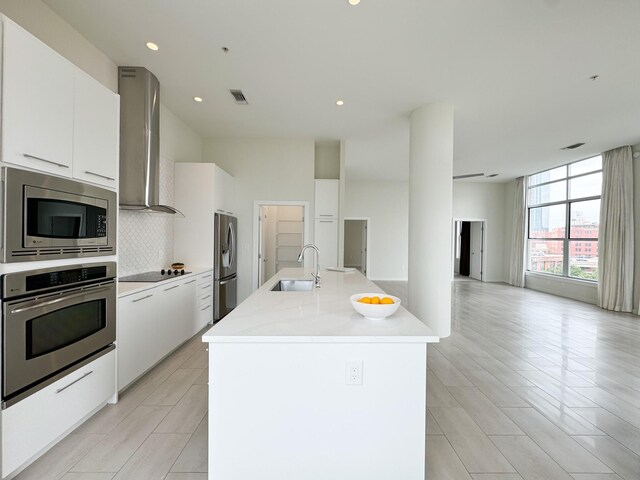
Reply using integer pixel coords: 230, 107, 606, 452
200, 289, 213, 304
198, 281, 214, 296
198, 271, 213, 286
2, 350, 115, 477
198, 301, 213, 327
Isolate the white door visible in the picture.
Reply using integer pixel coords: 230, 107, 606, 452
470, 222, 484, 281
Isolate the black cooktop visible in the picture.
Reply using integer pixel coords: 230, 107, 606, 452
119, 269, 192, 283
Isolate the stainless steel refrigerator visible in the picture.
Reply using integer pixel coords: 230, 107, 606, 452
214, 213, 238, 321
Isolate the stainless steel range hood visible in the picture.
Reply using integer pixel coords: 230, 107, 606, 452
118, 66, 180, 215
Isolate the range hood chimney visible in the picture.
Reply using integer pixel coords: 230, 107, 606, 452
118, 66, 180, 215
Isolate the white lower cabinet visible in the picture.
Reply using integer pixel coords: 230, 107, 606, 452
197, 271, 214, 330
1, 351, 116, 478
117, 290, 159, 390
118, 271, 213, 391
157, 278, 197, 355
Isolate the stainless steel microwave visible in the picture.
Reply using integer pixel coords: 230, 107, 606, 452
2, 167, 117, 262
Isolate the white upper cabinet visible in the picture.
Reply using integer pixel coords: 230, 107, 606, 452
1, 18, 74, 174
214, 165, 236, 215
72, 70, 120, 188
314, 179, 339, 218
0, 17, 119, 190
175, 163, 235, 268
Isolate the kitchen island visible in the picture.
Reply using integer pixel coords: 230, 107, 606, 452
202, 268, 439, 480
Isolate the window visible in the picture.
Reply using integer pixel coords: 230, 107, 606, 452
526, 156, 601, 281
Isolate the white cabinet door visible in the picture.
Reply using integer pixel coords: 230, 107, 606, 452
2, 351, 115, 478
72, 70, 119, 189
315, 218, 338, 268
157, 278, 197, 355
214, 165, 235, 215
118, 290, 158, 390
174, 163, 216, 268
314, 179, 339, 219
1, 19, 74, 175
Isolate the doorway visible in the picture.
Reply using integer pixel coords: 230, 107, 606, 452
254, 201, 309, 289
453, 220, 484, 281
344, 218, 368, 276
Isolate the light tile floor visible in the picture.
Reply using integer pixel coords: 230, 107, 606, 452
15, 281, 640, 480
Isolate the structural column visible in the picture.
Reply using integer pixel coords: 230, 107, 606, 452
408, 103, 453, 337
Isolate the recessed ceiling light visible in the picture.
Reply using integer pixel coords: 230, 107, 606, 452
349, 0, 361, 5
193, 96, 203, 103
336, 100, 344, 106
146, 42, 159, 51
222, 47, 229, 53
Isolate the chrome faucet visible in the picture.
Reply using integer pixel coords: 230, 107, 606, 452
297, 244, 321, 288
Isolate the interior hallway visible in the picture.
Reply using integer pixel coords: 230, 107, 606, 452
14, 281, 640, 480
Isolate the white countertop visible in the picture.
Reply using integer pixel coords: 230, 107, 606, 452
118, 266, 213, 297
202, 268, 439, 344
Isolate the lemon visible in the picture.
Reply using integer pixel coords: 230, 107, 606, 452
381, 297, 394, 305
358, 297, 372, 304
371, 296, 381, 305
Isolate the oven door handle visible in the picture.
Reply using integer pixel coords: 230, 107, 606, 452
10, 286, 113, 314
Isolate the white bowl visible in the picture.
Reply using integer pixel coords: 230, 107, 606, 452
350, 293, 401, 320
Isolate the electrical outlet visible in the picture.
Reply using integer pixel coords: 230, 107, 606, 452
345, 360, 363, 386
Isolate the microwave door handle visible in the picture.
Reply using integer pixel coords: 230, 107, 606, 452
10, 286, 113, 314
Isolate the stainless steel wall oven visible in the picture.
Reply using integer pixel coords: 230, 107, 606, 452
1, 262, 116, 407
2, 167, 117, 262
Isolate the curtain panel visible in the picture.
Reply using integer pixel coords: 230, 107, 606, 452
508, 177, 526, 287
598, 146, 634, 312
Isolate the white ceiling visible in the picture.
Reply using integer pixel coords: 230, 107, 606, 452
43, 0, 640, 182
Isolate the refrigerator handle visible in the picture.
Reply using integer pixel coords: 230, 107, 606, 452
219, 276, 236, 286
229, 221, 236, 269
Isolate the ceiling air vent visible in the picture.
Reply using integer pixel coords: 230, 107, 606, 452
561, 142, 585, 150
230, 89, 248, 105
453, 173, 484, 180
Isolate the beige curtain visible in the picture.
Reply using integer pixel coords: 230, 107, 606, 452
508, 177, 526, 287
598, 146, 634, 312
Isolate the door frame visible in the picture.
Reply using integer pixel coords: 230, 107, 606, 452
451, 218, 486, 282
253, 200, 310, 291
343, 217, 370, 278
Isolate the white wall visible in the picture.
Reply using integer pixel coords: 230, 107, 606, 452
345, 180, 408, 281
0, 0, 117, 91
162, 105, 203, 164
314, 142, 340, 179
203, 138, 315, 302
453, 182, 507, 282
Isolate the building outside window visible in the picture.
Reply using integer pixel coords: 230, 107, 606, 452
526, 155, 601, 281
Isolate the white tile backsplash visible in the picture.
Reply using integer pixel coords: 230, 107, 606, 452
118, 156, 175, 277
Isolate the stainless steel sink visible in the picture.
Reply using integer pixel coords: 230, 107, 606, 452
270, 279, 314, 291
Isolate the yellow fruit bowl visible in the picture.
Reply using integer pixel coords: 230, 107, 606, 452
350, 293, 401, 320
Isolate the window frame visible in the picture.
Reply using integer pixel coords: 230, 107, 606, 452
526, 156, 601, 280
